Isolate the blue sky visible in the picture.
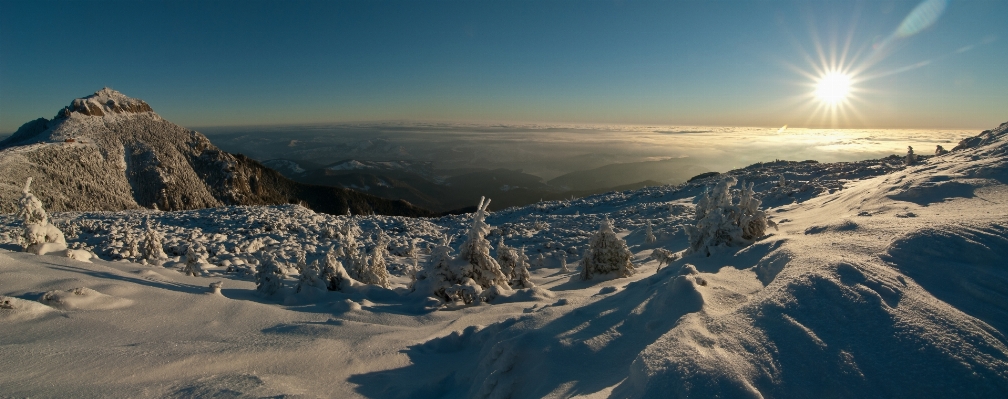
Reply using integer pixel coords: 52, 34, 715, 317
1, 0, 1005, 133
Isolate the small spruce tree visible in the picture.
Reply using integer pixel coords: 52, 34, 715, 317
256, 253, 286, 295
457, 197, 509, 290
645, 220, 656, 244
141, 221, 167, 265
580, 218, 635, 280
358, 229, 392, 288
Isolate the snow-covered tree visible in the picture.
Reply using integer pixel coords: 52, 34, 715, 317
534, 252, 545, 269
558, 251, 571, 272
121, 230, 140, 260
580, 218, 635, 280
457, 197, 509, 290
357, 229, 391, 288
496, 237, 520, 282
182, 242, 203, 276
296, 258, 327, 294
684, 177, 777, 256
338, 220, 367, 279
644, 220, 656, 244
18, 177, 66, 255
935, 145, 949, 156
141, 221, 167, 265
906, 146, 917, 165
513, 246, 535, 288
320, 248, 357, 291
256, 253, 286, 295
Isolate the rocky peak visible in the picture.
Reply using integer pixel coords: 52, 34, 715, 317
60, 88, 154, 117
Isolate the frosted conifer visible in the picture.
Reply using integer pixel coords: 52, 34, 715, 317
496, 237, 519, 282
559, 252, 570, 272
141, 221, 167, 265
296, 259, 326, 293
182, 242, 203, 276
684, 177, 777, 256
906, 146, 917, 165
358, 229, 391, 288
580, 218, 635, 280
256, 253, 286, 295
457, 197, 509, 290
645, 220, 656, 243
513, 246, 535, 288
320, 248, 356, 291
18, 177, 66, 254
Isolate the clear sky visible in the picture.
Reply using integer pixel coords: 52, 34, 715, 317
1, 0, 1005, 133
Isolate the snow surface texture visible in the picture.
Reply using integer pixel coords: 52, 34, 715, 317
1, 121, 1007, 397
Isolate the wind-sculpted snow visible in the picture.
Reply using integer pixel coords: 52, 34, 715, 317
1, 122, 1007, 397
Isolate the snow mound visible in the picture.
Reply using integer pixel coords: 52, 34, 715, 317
39, 287, 133, 311
1, 296, 58, 321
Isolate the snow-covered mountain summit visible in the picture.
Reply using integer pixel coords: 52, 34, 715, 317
66, 87, 154, 116
0, 90, 432, 216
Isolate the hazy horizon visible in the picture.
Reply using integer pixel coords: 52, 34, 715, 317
3, 0, 1006, 133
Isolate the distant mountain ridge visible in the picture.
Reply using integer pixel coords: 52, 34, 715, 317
0, 89, 433, 217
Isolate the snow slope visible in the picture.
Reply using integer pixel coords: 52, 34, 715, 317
1, 122, 1007, 397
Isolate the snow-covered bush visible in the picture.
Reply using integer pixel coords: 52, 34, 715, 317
357, 229, 391, 288
141, 222, 167, 265
580, 218, 635, 280
684, 177, 777, 256
496, 237, 520, 282
295, 258, 327, 295
650, 248, 680, 270
456, 197, 510, 290
513, 246, 535, 288
182, 242, 204, 276
905, 146, 917, 165
559, 252, 571, 272
18, 177, 66, 255
255, 253, 286, 295
645, 220, 656, 244
935, 145, 949, 156
320, 249, 357, 292
416, 198, 511, 304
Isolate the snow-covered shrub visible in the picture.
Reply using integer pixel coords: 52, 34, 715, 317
255, 253, 286, 295
357, 229, 391, 288
513, 246, 535, 289
141, 222, 167, 265
559, 252, 571, 272
338, 220, 368, 280
296, 258, 327, 294
684, 177, 777, 256
496, 237, 520, 282
182, 242, 204, 276
18, 177, 66, 255
418, 200, 512, 304
534, 252, 544, 269
320, 249, 357, 291
580, 218, 635, 280
650, 248, 680, 270
456, 197, 510, 290
906, 146, 917, 165
645, 220, 656, 243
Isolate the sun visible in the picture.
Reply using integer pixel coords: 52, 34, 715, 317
815, 72, 852, 105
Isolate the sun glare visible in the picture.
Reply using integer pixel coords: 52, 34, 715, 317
815, 72, 852, 105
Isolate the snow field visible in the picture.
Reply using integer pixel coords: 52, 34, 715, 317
2, 122, 1008, 397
